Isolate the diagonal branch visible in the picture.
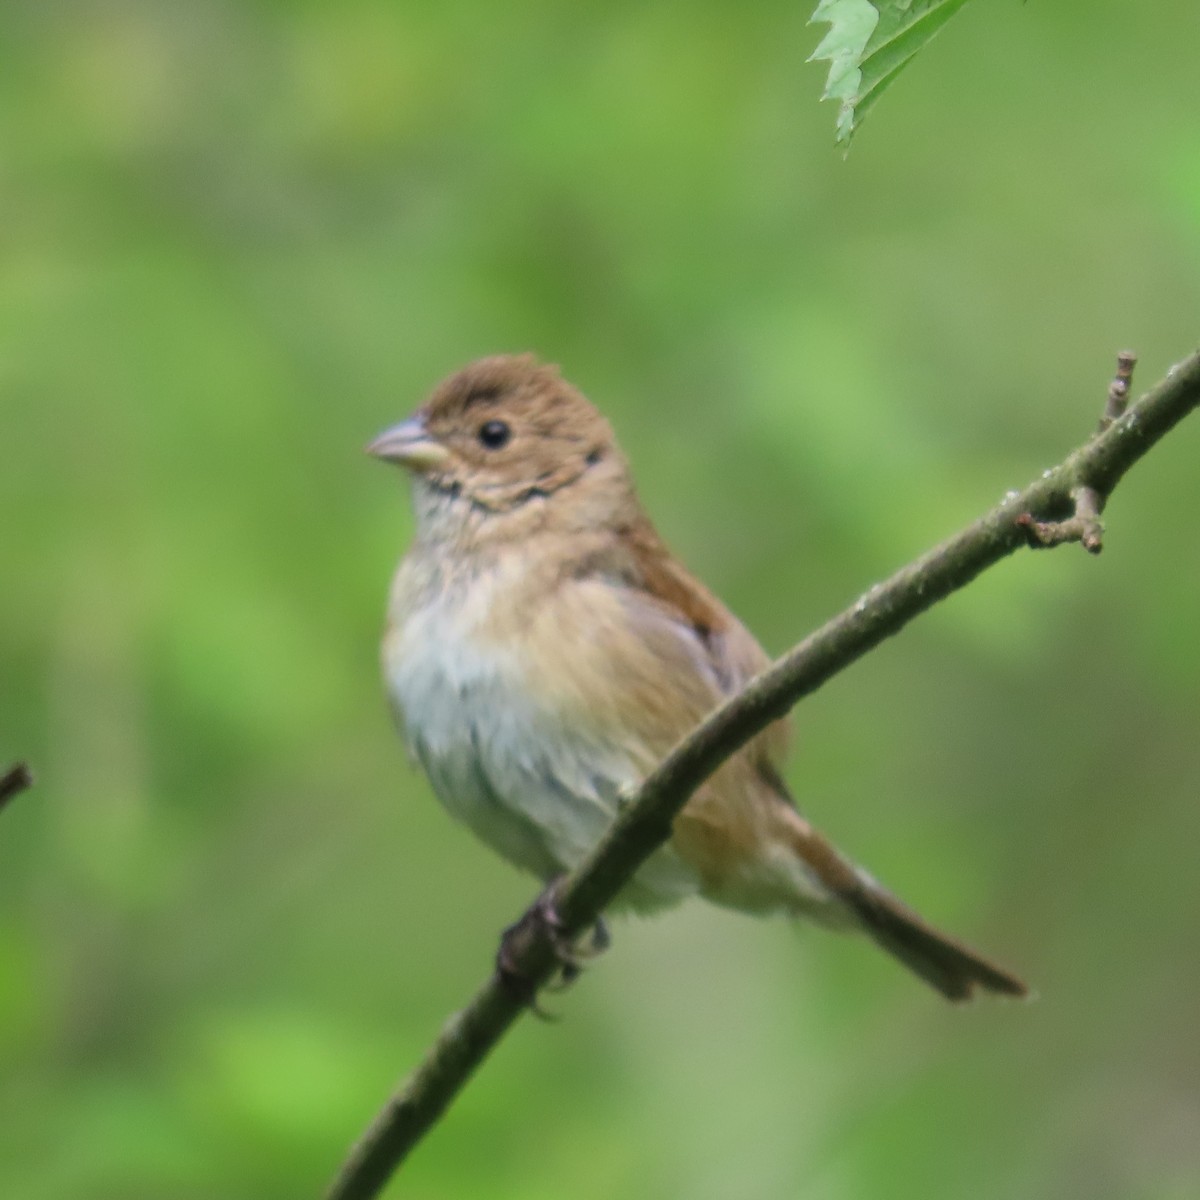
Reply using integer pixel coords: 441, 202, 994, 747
326, 347, 1200, 1200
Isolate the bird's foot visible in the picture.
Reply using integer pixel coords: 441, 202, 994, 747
545, 916, 611, 992
495, 881, 611, 1017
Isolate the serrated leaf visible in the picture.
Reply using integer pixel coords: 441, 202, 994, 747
809, 0, 974, 146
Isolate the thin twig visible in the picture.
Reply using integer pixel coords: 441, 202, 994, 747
1099, 350, 1137, 431
1016, 485, 1104, 553
326, 347, 1200, 1200
1019, 352, 1141, 553
0, 762, 33, 813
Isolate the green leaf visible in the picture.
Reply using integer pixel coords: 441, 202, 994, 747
810, 0, 974, 145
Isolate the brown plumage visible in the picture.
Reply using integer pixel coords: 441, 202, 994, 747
371, 353, 1027, 1001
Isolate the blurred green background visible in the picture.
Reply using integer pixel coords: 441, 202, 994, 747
3, 2, 1200, 1197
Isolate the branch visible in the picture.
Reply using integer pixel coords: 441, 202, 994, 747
326, 348, 1200, 1200
0, 762, 33, 813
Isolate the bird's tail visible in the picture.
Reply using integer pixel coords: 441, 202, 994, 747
779, 809, 1028, 1002
841, 872, 1028, 1001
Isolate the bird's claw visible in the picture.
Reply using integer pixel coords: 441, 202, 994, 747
495, 883, 610, 1018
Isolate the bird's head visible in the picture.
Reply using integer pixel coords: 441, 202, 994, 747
369, 354, 635, 541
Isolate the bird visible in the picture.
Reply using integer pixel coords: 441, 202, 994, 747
369, 353, 1027, 1002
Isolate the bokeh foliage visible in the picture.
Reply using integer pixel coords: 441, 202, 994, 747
3, 2, 1200, 1198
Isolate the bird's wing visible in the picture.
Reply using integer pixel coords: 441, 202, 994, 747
579, 514, 788, 759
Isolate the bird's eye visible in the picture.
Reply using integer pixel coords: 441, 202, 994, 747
478, 420, 511, 450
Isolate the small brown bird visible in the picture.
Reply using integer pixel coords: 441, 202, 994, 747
370, 354, 1027, 1001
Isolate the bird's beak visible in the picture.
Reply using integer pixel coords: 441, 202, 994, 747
366, 415, 450, 472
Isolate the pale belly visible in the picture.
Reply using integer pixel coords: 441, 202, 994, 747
382, 583, 699, 912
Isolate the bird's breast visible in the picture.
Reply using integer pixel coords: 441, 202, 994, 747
382, 556, 524, 786
380, 550, 699, 907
